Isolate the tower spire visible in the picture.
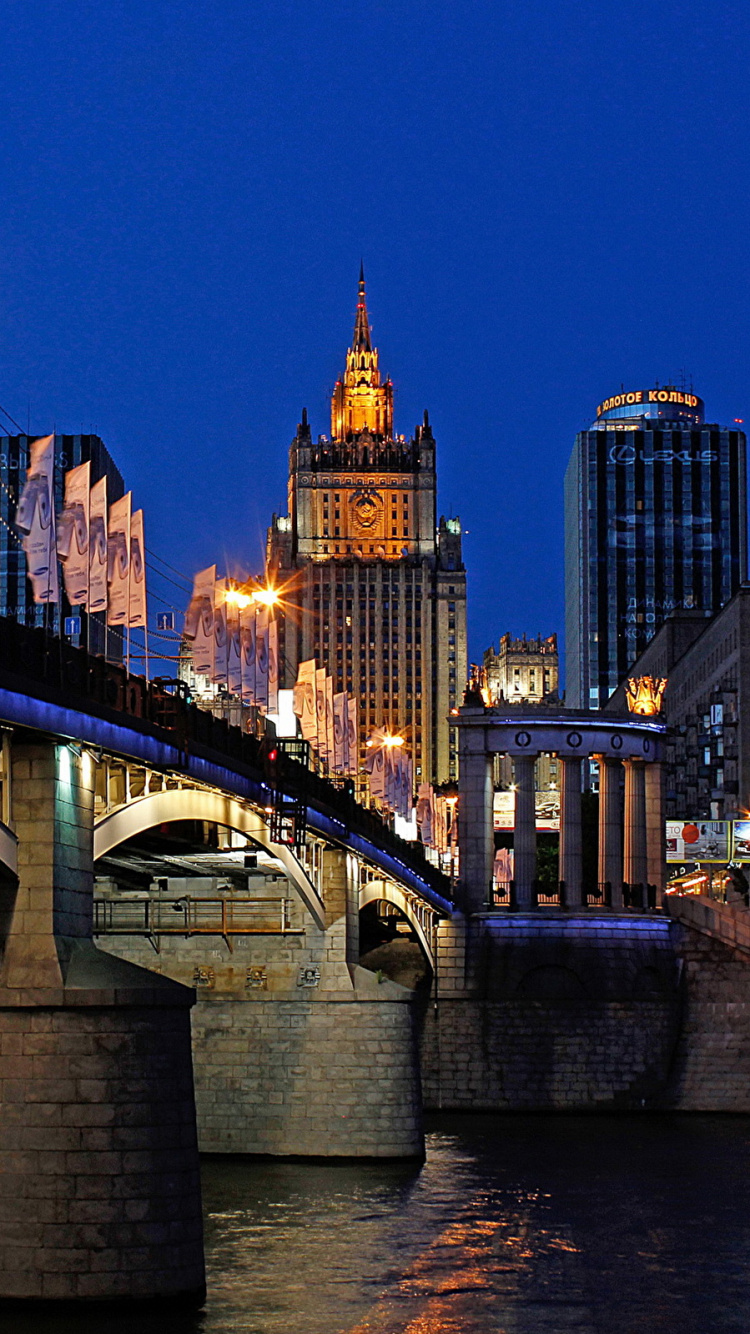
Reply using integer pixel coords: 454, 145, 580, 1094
352, 262, 372, 352
331, 266, 393, 438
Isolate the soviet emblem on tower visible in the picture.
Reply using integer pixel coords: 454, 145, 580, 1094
350, 486, 383, 534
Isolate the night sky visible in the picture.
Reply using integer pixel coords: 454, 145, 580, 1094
1, 1, 748, 676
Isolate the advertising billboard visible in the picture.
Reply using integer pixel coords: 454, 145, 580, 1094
493, 791, 560, 833
666, 820, 730, 863
732, 821, 750, 862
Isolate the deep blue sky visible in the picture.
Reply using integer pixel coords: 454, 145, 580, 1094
1, 0, 749, 669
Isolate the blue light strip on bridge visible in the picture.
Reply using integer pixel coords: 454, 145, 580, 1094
0, 685, 452, 913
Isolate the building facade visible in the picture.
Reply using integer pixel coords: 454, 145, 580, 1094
481, 633, 560, 795
267, 270, 467, 785
483, 632, 559, 705
0, 433, 124, 646
564, 387, 747, 709
607, 591, 750, 822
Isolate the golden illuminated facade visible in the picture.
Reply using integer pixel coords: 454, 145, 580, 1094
267, 270, 467, 785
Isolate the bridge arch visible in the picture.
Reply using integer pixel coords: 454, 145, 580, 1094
94, 787, 326, 928
359, 880, 434, 969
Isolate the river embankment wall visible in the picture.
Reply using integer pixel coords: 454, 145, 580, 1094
420, 909, 750, 1112
99, 895, 750, 1161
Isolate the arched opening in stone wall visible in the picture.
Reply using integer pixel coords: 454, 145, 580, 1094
358, 899, 433, 992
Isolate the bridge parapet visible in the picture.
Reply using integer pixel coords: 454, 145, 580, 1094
0, 615, 450, 910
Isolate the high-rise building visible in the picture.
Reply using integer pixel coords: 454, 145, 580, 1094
0, 433, 124, 647
482, 632, 559, 705
267, 269, 467, 785
564, 386, 747, 709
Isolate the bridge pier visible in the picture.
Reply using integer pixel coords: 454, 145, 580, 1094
0, 740, 205, 1305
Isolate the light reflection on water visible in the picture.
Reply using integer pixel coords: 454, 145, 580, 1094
12, 1113, 750, 1334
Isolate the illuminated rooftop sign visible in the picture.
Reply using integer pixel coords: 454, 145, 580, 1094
596, 388, 704, 420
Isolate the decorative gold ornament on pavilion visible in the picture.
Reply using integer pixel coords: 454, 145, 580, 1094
625, 676, 667, 715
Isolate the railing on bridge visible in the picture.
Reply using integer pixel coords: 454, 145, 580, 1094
93, 894, 301, 944
0, 615, 451, 903
491, 880, 659, 911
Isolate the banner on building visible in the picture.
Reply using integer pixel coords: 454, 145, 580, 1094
58, 461, 90, 607
239, 602, 256, 703
184, 564, 216, 677
315, 668, 328, 759
401, 754, 413, 818
128, 509, 147, 629
226, 594, 242, 694
385, 746, 398, 812
325, 675, 335, 765
367, 743, 386, 801
88, 476, 108, 614
255, 606, 269, 709
333, 692, 347, 773
107, 492, 131, 626
267, 616, 279, 713
416, 783, 434, 845
296, 660, 317, 743
16, 434, 58, 604
494, 847, 513, 887
346, 696, 358, 776
211, 579, 228, 685
434, 794, 448, 854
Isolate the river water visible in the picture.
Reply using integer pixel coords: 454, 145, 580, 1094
15, 1112, 750, 1334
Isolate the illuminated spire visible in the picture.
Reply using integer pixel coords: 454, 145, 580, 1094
331, 266, 393, 439
352, 262, 372, 352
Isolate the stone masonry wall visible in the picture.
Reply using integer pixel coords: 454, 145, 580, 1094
0, 1001, 204, 1303
421, 914, 683, 1111
193, 987, 422, 1157
99, 848, 424, 1158
0, 738, 205, 1305
666, 900, 750, 1109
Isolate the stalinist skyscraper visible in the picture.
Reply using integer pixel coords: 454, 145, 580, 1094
267, 268, 467, 786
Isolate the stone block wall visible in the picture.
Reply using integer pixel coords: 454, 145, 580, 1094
0, 736, 206, 1305
666, 899, 750, 1109
193, 983, 422, 1157
0, 998, 204, 1303
421, 914, 682, 1111
99, 848, 423, 1158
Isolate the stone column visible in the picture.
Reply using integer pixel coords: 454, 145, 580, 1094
513, 754, 538, 909
623, 757, 648, 902
645, 761, 665, 906
457, 718, 494, 914
0, 739, 205, 1304
320, 846, 359, 985
558, 756, 583, 908
596, 755, 623, 908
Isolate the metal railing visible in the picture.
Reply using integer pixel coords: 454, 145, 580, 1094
490, 880, 659, 912
0, 614, 451, 903
93, 894, 302, 943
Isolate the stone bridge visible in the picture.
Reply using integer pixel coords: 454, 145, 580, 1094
0, 619, 451, 1305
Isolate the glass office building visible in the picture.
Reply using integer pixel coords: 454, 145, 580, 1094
565, 387, 747, 708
